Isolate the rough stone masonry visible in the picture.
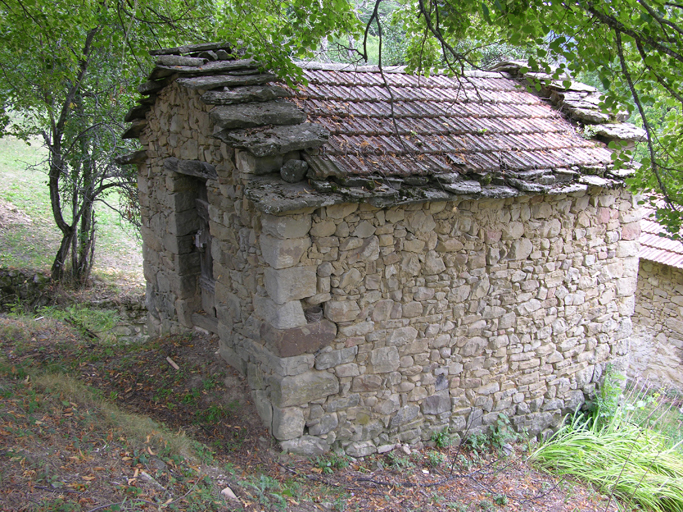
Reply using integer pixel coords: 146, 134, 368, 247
124, 44, 642, 456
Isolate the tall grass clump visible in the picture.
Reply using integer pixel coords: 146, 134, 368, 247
531, 368, 683, 512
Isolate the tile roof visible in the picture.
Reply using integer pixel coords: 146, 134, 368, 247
120, 47, 647, 212
639, 201, 683, 269
295, 67, 613, 182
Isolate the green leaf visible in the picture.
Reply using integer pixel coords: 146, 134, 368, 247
481, 2, 492, 24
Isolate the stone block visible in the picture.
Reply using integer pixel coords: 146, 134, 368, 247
425, 251, 446, 274
168, 211, 199, 237
327, 203, 358, 219
316, 346, 358, 370
422, 390, 451, 415
352, 374, 383, 392
370, 346, 400, 373
264, 265, 317, 304
280, 159, 308, 183
509, 238, 533, 260
253, 390, 273, 427
272, 406, 305, 440
270, 370, 339, 407
261, 320, 337, 357
308, 413, 338, 435
261, 213, 312, 239
390, 405, 420, 427
388, 326, 418, 346
260, 234, 311, 269
325, 300, 360, 323
311, 220, 336, 237
236, 150, 283, 175
280, 436, 328, 456
254, 296, 307, 329
346, 441, 377, 457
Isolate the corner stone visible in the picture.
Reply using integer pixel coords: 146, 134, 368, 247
261, 320, 337, 357
272, 406, 305, 441
271, 370, 340, 407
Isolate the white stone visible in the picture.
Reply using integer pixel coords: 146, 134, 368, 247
264, 266, 317, 304
221, 487, 238, 500
254, 296, 307, 329
510, 238, 533, 260
260, 234, 311, 269
261, 213, 312, 239
325, 300, 360, 322
272, 406, 305, 440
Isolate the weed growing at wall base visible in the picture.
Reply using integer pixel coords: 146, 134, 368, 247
532, 370, 683, 512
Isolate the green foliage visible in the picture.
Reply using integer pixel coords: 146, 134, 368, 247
386, 450, 414, 470
315, 450, 352, 474
431, 427, 452, 448
583, 364, 624, 430
532, 371, 683, 512
427, 450, 446, 467
489, 414, 517, 450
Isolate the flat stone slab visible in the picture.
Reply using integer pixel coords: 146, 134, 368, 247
245, 177, 344, 214
442, 180, 482, 194
591, 123, 647, 142
156, 55, 206, 67
215, 122, 329, 157
177, 73, 276, 90
210, 101, 305, 131
201, 85, 291, 105
150, 59, 260, 80
260, 320, 337, 357
164, 157, 218, 180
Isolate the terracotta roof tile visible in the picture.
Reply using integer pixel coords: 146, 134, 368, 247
639, 202, 683, 269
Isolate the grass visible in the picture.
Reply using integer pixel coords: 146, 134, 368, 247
0, 136, 142, 285
531, 370, 683, 512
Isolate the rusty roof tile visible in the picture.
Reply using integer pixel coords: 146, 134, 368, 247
289, 67, 620, 181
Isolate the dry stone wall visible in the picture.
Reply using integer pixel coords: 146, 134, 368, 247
137, 82, 241, 333
217, 187, 638, 457
630, 261, 683, 390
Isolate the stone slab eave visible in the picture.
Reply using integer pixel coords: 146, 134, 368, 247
243, 174, 612, 215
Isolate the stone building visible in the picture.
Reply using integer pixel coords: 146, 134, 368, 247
120, 43, 646, 455
629, 202, 683, 390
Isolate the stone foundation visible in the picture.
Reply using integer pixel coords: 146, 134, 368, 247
629, 261, 683, 390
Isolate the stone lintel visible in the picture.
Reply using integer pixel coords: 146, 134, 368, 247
164, 157, 218, 180
115, 150, 148, 165
260, 320, 337, 357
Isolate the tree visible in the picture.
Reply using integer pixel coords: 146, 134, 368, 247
237, 0, 683, 235
369, 1, 683, 236
0, 0, 225, 284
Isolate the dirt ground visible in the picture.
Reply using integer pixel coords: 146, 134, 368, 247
0, 311, 624, 512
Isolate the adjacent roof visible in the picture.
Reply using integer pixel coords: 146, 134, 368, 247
120, 44, 647, 212
639, 201, 683, 270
